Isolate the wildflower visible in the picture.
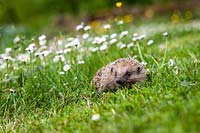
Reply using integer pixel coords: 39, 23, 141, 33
67, 37, 75, 42
17, 54, 30, 63
59, 71, 65, 75
13, 36, 20, 43
63, 64, 71, 72
67, 38, 80, 47
119, 43, 126, 49
89, 47, 98, 52
132, 36, 140, 42
133, 33, 138, 37
111, 108, 116, 115
163, 32, 168, 37
57, 40, 63, 46
53, 55, 65, 63
109, 38, 117, 44
56, 50, 64, 55
37, 45, 47, 53
119, 31, 128, 38
116, 2, 122, 8
39, 40, 46, 46
99, 44, 108, 51
41, 50, 51, 57
141, 61, 147, 66
168, 59, 174, 67
127, 43, 134, 48
82, 33, 89, 39
78, 60, 85, 64
173, 66, 178, 74
26, 43, 37, 53
132, 33, 140, 41
92, 36, 106, 44
64, 48, 72, 53
9, 88, 15, 93
76, 22, 84, 31
110, 33, 117, 39
91, 113, 100, 121
2, 55, 15, 62
147, 40, 154, 45
117, 20, 124, 25
139, 34, 146, 40
0, 62, 6, 70
5, 48, 12, 54
84, 25, 91, 31
39, 34, 46, 41
103, 24, 111, 30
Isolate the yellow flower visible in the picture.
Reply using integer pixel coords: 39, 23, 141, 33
116, 2, 122, 8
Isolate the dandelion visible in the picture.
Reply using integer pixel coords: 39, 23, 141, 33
116, 2, 122, 8
103, 24, 111, 30
147, 40, 154, 45
163, 32, 168, 37
63, 64, 71, 72
91, 113, 100, 121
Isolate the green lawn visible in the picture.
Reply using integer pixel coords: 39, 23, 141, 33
0, 19, 200, 132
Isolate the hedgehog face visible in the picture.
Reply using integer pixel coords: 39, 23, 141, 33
111, 62, 145, 87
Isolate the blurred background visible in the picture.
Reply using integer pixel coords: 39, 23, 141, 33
0, 0, 200, 36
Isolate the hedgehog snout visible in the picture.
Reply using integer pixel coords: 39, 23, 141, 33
116, 77, 125, 85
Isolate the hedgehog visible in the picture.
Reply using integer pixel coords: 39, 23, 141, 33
92, 58, 146, 94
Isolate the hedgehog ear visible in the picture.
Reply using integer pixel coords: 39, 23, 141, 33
110, 67, 114, 73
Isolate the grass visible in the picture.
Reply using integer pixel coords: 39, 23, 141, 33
0, 18, 200, 132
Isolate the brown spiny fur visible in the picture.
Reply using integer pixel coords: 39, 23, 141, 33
92, 58, 146, 94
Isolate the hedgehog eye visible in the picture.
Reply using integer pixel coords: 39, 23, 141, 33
115, 71, 117, 76
137, 67, 141, 73
125, 71, 132, 77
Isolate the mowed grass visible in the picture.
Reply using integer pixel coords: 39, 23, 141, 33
0, 19, 200, 132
